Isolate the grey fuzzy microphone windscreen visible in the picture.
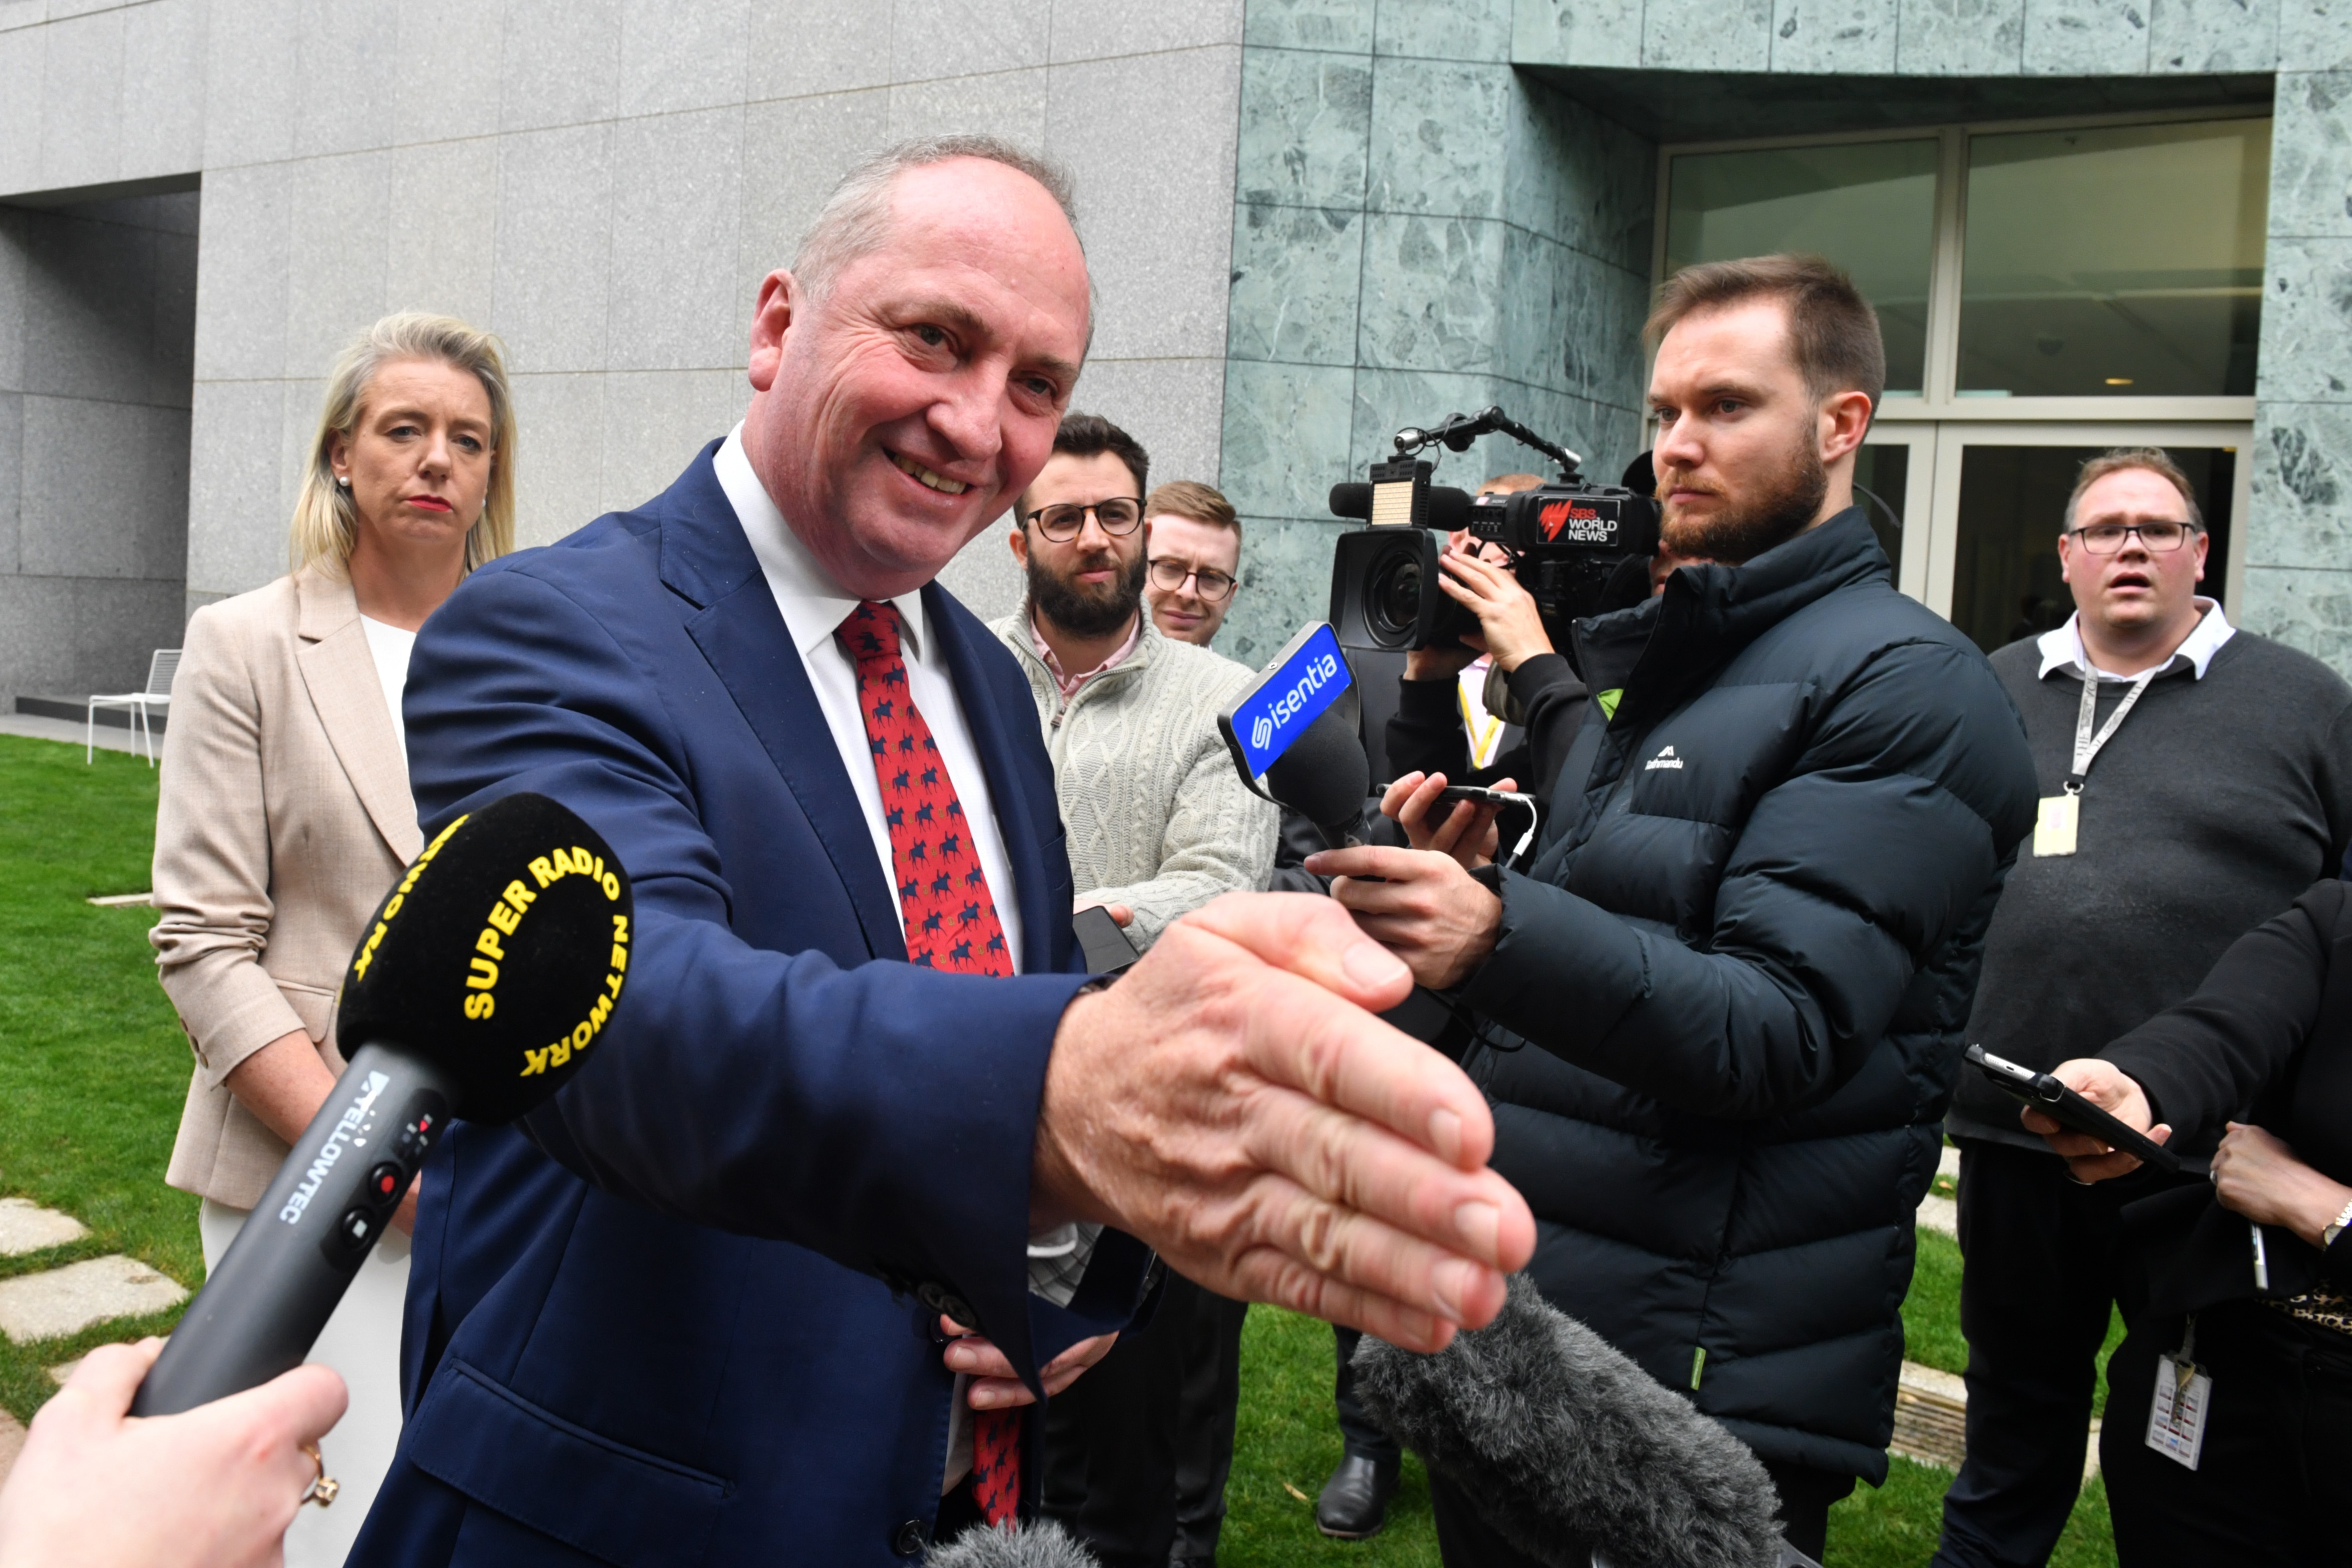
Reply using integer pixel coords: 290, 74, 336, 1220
1352, 1275, 1784, 1568
926, 1519, 1100, 1568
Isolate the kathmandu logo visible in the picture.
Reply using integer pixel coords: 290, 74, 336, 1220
1644, 745, 1684, 771
1251, 715, 1274, 751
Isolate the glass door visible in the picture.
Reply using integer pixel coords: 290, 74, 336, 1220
1918, 422, 2250, 654
1858, 424, 1937, 601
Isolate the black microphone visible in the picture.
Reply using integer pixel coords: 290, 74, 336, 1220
1351, 1275, 1791, 1568
1266, 701, 1370, 850
132, 792, 634, 1416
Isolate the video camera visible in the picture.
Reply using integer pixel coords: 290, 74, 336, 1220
1328, 406, 1660, 654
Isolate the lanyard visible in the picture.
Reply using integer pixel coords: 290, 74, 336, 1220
2066, 659, 2160, 794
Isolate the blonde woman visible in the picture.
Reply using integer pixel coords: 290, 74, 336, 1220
151, 313, 514, 1565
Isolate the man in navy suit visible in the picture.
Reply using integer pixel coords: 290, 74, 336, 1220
349, 137, 1534, 1565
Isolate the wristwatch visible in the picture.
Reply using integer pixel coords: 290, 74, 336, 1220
2325, 1196, 2352, 1252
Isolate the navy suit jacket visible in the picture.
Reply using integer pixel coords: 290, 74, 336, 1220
348, 445, 1151, 1567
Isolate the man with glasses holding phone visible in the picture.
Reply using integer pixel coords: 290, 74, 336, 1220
993, 413, 1276, 1568
1934, 448, 2352, 1568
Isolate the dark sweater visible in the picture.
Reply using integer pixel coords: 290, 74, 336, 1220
1946, 627, 2352, 1151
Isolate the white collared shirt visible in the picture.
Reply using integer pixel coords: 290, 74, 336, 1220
713, 425, 1024, 972
2036, 598, 2236, 683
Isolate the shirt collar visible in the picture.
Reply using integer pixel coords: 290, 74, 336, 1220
2036, 598, 2234, 682
714, 423, 927, 662
1025, 605, 1143, 700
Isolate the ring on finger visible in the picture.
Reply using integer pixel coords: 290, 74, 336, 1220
301, 1442, 339, 1507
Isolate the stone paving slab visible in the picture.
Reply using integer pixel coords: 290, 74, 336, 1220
0, 1256, 186, 1344
0, 1199, 89, 1258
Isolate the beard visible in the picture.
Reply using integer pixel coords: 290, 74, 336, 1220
1027, 544, 1147, 639
1658, 432, 1829, 566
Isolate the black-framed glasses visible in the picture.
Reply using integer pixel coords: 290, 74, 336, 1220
1022, 497, 1144, 543
1148, 558, 1237, 602
2068, 520, 2199, 554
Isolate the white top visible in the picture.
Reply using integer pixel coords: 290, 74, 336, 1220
713, 425, 1024, 973
2036, 598, 2236, 683
358, 615, 417, 753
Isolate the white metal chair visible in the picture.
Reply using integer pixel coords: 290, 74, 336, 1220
88, 649, 180, 765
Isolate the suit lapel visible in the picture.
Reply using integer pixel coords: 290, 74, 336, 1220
926, 587, 1061, 976
666, 455, 905, 962
295, 568, 423, 863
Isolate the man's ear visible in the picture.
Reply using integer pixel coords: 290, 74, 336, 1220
1819, 389, 1874, 465
1008, 521, 1029, 570
746, 270, 797, 393
2056, 534, 2075, 584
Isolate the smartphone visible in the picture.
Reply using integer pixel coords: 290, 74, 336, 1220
1963, 1044, 2194, 1176
1376, 781, 1534, 812
1073, 904, 1141, 976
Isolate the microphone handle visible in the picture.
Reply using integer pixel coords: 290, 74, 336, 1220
132, 1041, 455, 1416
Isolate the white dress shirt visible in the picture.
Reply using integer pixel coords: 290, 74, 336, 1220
358, 615, 416, 753
713, 425, 1024, 971
2036, 598, 2236, 683
716, 426, 1101, 1492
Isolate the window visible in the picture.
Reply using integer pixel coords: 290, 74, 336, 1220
1657, 112, 2262, 645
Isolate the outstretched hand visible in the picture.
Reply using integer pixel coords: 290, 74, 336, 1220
1033, 892, 1535, 1353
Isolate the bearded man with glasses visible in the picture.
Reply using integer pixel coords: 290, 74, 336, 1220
1933, 448, 2352, 1568
992, 414, 1277, 1568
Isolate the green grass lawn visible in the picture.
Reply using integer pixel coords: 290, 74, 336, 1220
0, 731, 2121, 1563
0, 736, 197, 1421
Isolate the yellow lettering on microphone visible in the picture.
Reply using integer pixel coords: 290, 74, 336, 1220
529, 856, 557, 888
464, 992, 495, 1020
520, 1047, 551, 1077
503, 879, 536, 913
476, 928, 505, 962
550, 1037, 571, 1068
550, 848, 576, 877
467, 955, 498, 989
487, 901, 520, 936
588, 993, 612, 1031
353, 920, 389, 979
600, 871, 621, 900
610, 943, 629, 974
382, 892, 404, 920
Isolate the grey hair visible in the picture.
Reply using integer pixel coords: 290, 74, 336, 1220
792, 135, 1082, 303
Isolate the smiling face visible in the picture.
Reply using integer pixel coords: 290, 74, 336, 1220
1010, 449, 1149, 639
1144, 511, 1241, 645
1647, 297, 1870, 565
739, 158, 1091, 600
2059, 466, 2208, 644
328, 357, 494, 562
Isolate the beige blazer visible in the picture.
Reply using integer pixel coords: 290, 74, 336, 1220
154, 565, 422, 1209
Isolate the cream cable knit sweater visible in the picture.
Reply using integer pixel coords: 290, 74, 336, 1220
990, 611, 1278, 948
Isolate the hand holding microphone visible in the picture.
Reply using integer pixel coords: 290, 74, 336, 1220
133, 792, 634, 1418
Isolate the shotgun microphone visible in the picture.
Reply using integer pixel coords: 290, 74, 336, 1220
1352, 1275, 1791, 1568
132, 792, 634, 1417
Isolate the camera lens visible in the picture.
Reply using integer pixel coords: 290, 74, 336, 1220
1367, 549, 1423, 644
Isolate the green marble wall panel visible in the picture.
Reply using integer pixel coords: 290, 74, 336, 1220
2270, 72, 2352, 240
1219, 516, 1352, 666
2021, 0, 2153, 76
2280, 0, 2352, 72
1220, 358, 1359, 519
1644, 0, 1774, 71
1366, 55, 1515, 216
1244, 0, 1377, 51
1376, 0, 1516, 62
1511, 0, 1645, 67
1236, 47, 1374, 208
2254, 238, 2352, 402
2241, 563, 2352, 667
2251, 401, 2352, 568
2153, 0, 2279, 71
1227, 202, 1365, 364
1356, 213, 1509, 375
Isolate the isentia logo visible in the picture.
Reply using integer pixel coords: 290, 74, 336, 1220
1645, 744, 1684, 771
1256, 652, 1342, 752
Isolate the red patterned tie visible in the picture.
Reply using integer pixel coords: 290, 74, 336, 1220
835, 601, 1021, 1523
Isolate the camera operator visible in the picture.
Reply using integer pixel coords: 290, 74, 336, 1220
1309, 254, 2039, 1565
1383, 474, 1586, 805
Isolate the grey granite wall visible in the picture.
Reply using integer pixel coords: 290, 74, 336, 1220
1, 0, 1245, 628
1216, 0, 1654, 668
0, 190, 195, 711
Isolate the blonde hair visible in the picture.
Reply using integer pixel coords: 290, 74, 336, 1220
289, 313, 517, 577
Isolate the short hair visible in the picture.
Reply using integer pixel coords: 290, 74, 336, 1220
1478, 473, 1543, 496
793, 136, 1079, 304
1646, 253, 1887, 416
1145, 480, 1238, 542
289, 312, 516, 577
1023, 413, 1149, 513
2064, 447, 2204, 533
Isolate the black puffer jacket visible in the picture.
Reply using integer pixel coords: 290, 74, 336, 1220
1458, 509, 2037, 1482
